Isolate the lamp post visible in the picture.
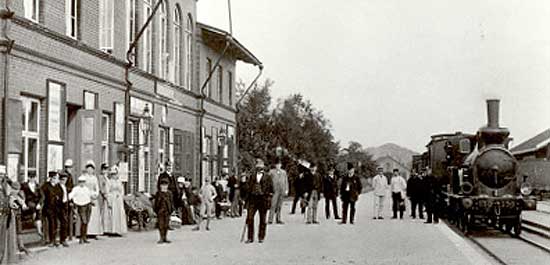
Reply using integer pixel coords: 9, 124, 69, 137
0, 3, 14, 167
139, 103, 153, 142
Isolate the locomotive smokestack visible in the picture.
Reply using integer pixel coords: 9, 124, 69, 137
486, 99, 500, 128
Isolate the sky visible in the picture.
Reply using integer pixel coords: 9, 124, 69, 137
197, 0, 550, 153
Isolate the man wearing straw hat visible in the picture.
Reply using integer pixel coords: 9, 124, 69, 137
244, 158, 273, 243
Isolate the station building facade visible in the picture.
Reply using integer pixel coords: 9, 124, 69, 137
0, 0, 261, 193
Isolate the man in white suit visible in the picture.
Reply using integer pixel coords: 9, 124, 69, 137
372, 167, 389, 219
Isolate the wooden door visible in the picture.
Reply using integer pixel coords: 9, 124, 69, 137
75, 109, 102, 173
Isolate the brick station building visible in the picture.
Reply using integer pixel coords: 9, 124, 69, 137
0, 0, 261, 194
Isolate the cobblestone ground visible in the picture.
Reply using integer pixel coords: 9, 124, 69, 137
18, 192, 482, 265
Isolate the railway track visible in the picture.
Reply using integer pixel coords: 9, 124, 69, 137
466, 227, 550, 265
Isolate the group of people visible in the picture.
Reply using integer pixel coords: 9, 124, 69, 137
290, 162, 363, 225
372, 166, 442, 223
14, 159, 127, 249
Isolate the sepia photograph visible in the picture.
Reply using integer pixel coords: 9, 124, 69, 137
0, 0, 549, 264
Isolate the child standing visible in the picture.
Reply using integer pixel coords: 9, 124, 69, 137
154, 179, 173, 244
193, 178, 216, 231
69, 176, 93, 244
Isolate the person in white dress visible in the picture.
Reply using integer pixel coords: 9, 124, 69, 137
80, 160, 103, 237
105, 166, 127, 236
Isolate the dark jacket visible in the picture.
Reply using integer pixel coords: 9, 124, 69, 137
40, 182, 63, 215
154, 190, 174, 215
21, 182, 41, 211
323, 175, 338, 198
407, 175, 423, 199
61, 169, 74, 193
340, 175, 363, 202
228, 175, 238, 201
157, 172, 179, 206
245, 170, 273, 203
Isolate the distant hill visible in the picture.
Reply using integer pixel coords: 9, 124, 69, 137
365, 143, 419, 168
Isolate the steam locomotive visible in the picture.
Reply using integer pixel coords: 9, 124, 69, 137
414, 99, 536, 236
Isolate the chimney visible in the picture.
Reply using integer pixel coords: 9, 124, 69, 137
486, 99, 500, 129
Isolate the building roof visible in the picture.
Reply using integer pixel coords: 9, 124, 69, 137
375, 155, 411, 171
511, 129, 550, 155
197, 22, 262, 66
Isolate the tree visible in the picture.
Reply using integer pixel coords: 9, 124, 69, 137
337, 141, 378, 178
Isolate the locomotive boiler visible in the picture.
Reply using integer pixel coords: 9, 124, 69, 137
424, 99, 535, 236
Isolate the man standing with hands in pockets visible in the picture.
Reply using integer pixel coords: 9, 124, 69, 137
268, 160, 288, 225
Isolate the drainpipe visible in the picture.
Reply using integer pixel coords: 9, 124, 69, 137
234, 65, 263, 175
123, 0, 164, 163
0, 0, 14, 168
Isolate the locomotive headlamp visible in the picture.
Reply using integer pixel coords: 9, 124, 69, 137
520, 183, 532, 196
462, 198, 474, 209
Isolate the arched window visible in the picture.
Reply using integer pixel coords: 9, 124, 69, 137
184, 15, 193, 90
158, 1, 168, 79
173, 6, 182, 85
142, 0, 153, 72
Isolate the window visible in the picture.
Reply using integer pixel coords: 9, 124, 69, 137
24, 0, 40, 22
101, 114, 110, 163
159, 127, 169, 164
84, 91, 97, 109
228, 71, 233, 105
173, 6, 182, 85
65, 0, 79, 39
48, 82, 64, 141
218, 66, 223, 102
184, 15, 193, 90
158, 2, 168, 79
206, 58, 212, 98
21, 97, 40, 182
142, 0, 153, 72
99, 0, 114, 52
127, 0, 137, 61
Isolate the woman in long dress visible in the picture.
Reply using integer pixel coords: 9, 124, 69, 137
106, 166, 127, 235
81, 160, 104, 237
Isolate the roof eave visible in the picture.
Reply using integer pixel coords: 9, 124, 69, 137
197, 22, 262, 67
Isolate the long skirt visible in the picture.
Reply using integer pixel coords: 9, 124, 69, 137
106, 194, 127, 235
87, 199, 104, 235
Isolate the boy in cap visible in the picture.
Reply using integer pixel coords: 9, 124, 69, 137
154, 179, 173, 243
69, 176, 93, 244
194, 178, 216, 231
40, 171, 63, 247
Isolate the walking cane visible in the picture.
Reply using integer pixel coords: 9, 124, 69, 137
239, 218, 247, 243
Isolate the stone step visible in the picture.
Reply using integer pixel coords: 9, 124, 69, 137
537, 200, 550, 214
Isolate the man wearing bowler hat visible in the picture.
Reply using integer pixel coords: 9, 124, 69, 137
245, 158, 273, 243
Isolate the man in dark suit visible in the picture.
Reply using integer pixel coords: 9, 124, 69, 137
291, 164, 307, 215
57, 172, 70, 247
407, 171, 424, 219
339, 163, 363, 225
245, 159, 273, 244
157, 161, 179, 211
423, 168, 440, 224
40, 172, 63, 247
323, 166, 340, 220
